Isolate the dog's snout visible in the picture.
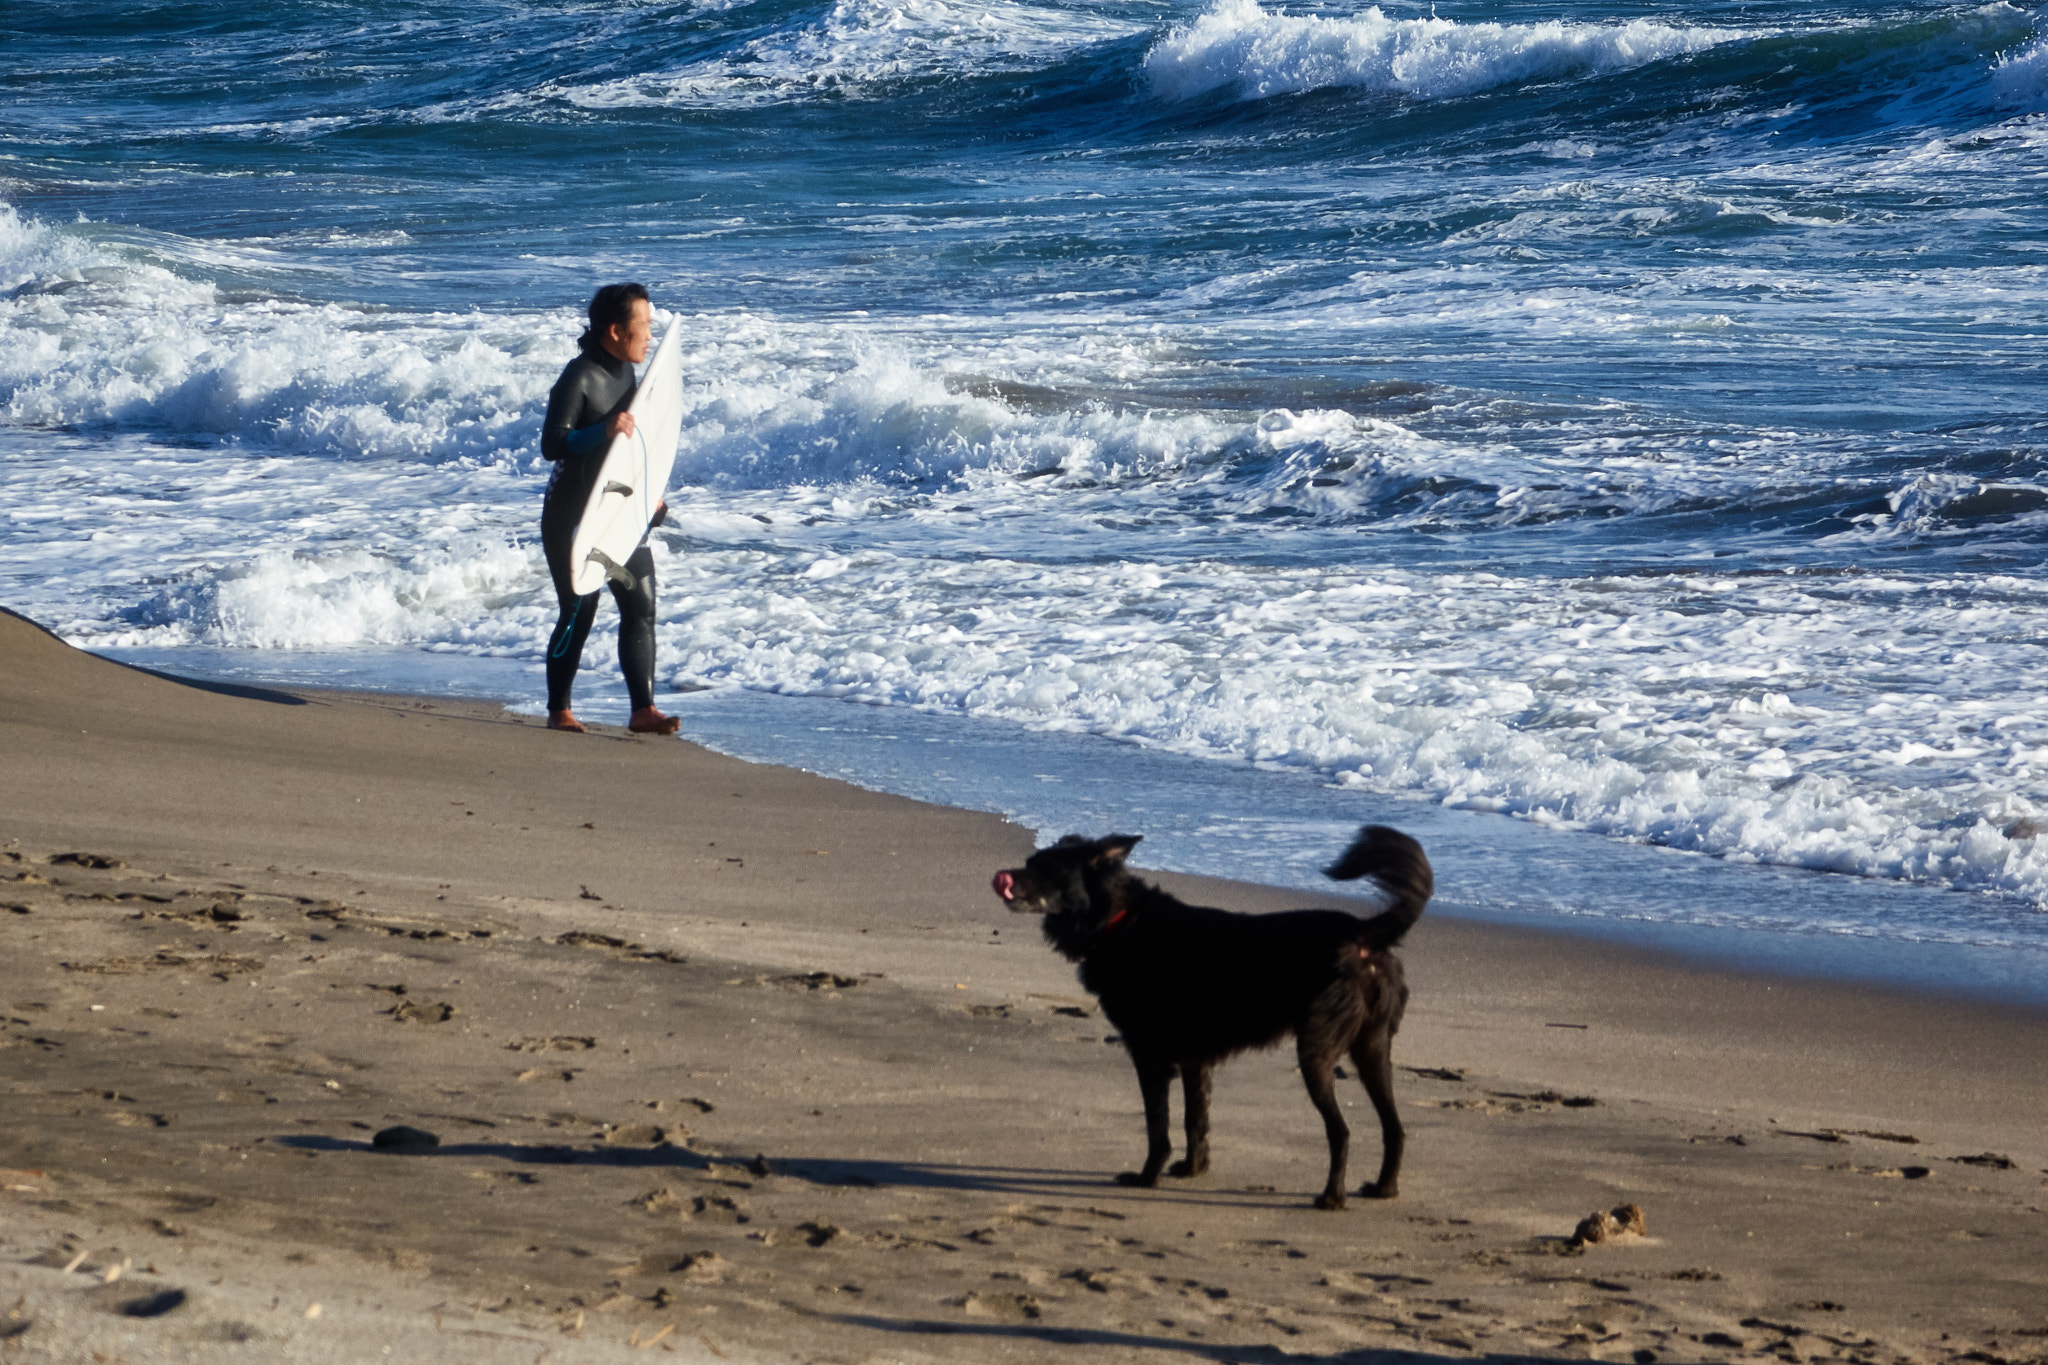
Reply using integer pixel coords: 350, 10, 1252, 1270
991, 870, 1016, 901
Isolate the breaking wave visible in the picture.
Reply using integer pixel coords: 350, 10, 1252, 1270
1143, 0, 1750, 102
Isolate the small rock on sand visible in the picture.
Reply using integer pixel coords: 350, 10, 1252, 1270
371, 1125, 440, 1150
118, 1288, 189, 1319
1572, 1203, 1647, 1246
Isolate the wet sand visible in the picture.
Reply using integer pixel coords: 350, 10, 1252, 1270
3, 605, 2045, 1364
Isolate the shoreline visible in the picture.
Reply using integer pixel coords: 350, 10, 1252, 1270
82, 637, 2048, 1013
5, 606, 2047, 1363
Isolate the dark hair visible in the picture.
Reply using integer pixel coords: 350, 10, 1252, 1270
578, 282, 650, 350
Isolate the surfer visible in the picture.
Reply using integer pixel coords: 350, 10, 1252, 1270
539, 282, 680, 736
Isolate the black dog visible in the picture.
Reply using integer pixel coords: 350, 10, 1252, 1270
991, 826, 1432, 1210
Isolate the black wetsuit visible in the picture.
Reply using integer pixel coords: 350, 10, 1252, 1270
540, 342, 656, 714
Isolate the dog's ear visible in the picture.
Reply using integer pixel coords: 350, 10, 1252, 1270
1092, 835, 1142, 868
1053, 834, 1091, 848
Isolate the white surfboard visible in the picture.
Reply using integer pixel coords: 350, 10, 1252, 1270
567, 316, 685, 596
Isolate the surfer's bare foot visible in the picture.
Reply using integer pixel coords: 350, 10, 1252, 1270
547, 710, 586, 733
628, 707, 680, 736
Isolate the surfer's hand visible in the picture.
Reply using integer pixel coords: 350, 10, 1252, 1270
608, 411, 637, 440
650, 502, 668, 529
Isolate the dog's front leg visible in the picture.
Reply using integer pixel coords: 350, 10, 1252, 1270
1169, 1059, 1211, 1178
1115, 1055, 1175, 1187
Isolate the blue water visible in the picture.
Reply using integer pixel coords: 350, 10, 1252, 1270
4, 0, 2047, 977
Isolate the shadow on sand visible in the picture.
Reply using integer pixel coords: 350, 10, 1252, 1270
126, 665, 311, 705
2, 605, 311, 706
269, 1137, 1361, 1211
810, 1314, 1557, 1365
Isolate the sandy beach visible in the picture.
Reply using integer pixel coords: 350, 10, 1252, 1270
3, 603, 2045, 1364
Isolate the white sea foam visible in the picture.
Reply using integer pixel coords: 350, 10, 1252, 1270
1143, 0, 1750, 103
524, 0, 1145, 110
642, 544, 2048, 909
0, 203, 108, 290
195, 541, 542, 651
670, 339, 1237, 489
1991, 32, 2048, 108
0, 216, 566, 464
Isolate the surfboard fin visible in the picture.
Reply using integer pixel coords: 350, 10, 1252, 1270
586, 548, 637, 591
604, 480, 635, 497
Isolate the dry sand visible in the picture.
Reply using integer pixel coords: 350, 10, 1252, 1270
2, 605, 2045, 1365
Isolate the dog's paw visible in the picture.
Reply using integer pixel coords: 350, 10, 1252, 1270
1313, 1191, 1348, 1211
1115, 1171, 1159, 1188
1358, 1180, 1398, 1200
1166, 1158, 1208, 1179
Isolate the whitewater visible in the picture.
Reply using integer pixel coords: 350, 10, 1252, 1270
2, 0, 2045, 973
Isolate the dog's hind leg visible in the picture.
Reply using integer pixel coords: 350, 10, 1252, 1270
1297, 1033, 1352, 1210
1168, 1059, 1212, 1179
1351, 1028, 1403, 1200
1115, 1054, 1176, 1188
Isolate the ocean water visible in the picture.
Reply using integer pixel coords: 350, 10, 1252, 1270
3, 0, 2046, 972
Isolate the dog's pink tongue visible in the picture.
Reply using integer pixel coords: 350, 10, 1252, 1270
991, 871, 1015, 901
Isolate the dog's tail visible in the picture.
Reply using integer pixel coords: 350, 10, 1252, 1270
1325, 825, 1433, 949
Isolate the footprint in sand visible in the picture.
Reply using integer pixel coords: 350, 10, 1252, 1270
386, 1000, 457, 1023
60, 950, 263, 980
693, 1194, 751, 1223
1233, 1237, 1308, 1261
556, 930, 634, 950
729, 972, 860, 992
1486, 1089, 1601, 1111
49, 853, 124, 869
515, 1067, 583, 1084
1822, 1161, 1931, 1180
626, 1187, 682, 1212
1062, 1267, 1127, 1294
508, 1035, 597, 1053
954, 1290, 1042, 1320
672, 1252, 726, 1284
149, 893, 247, 927
1947, 1152, 2016, 1170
